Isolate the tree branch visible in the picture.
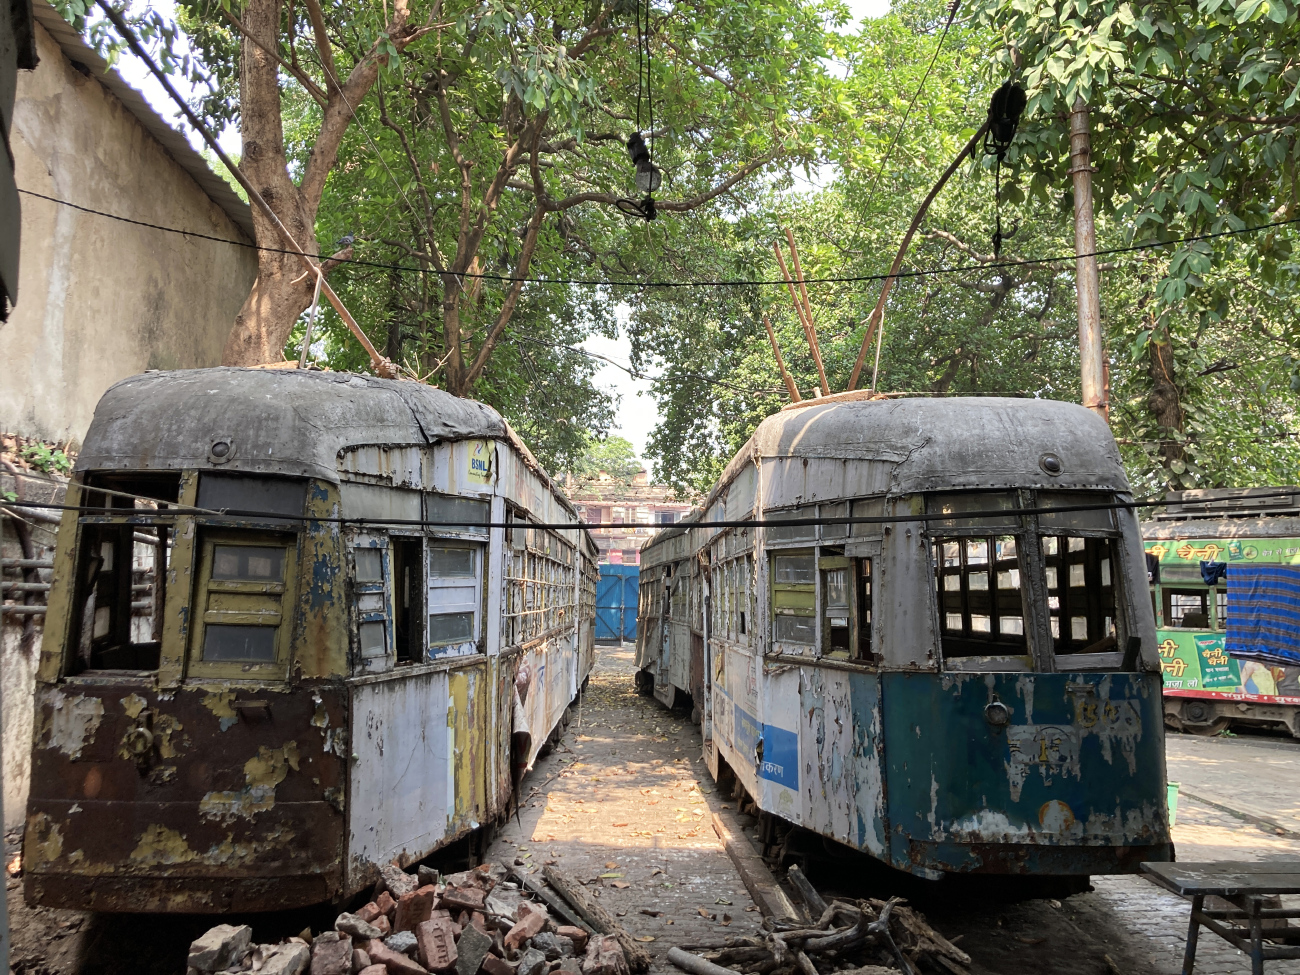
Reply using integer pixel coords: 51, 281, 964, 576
221, 6, 328, 106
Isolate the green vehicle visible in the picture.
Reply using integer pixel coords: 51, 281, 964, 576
1143, 487, 1300, 737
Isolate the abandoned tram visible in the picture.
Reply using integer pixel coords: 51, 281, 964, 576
637, 395, 1173, 879
24, 368, 597, 912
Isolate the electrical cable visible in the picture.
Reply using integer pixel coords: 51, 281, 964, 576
20, 187, 1300, 289
11, 487, 1300, 531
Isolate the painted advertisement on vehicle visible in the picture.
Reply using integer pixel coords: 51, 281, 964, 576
1148, 536, 1300, 705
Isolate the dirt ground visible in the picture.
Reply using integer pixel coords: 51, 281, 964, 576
8, 645, 1300, 975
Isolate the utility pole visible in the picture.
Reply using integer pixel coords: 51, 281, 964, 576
1070, 97, 1106, 420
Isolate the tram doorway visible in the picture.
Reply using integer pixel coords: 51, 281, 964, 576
391, 537, 424, 663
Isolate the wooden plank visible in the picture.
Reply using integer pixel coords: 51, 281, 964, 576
710, 809, 799, 921
499, 862, 594, 934
542, 866, 652, 973
1142, 861, 1300, 896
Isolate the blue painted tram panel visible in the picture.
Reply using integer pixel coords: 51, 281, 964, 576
636, 396, 1172, 879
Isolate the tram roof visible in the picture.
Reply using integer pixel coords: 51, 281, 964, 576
76, 367, 539, 486
706, 395, 1130, 507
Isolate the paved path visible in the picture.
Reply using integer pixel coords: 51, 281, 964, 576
1166, 730, 1300, 838
486, 646, 763, 968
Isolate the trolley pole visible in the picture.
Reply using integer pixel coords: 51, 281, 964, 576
1070, 97, 1106, 420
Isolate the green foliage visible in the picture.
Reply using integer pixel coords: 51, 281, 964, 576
20, 443, 73, 476
572, 434, 642, 484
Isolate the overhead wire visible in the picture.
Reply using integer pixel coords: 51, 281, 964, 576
19, 188, 1300, 289
10, 487, 1300, 531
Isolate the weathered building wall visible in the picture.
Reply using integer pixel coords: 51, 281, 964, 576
0, 18, 257, 445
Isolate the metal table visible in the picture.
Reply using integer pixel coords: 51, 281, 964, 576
1142, 861, 1300, 975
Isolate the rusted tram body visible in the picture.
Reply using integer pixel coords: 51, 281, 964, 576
637, 397, 1173, 879
24, 368, 596, 912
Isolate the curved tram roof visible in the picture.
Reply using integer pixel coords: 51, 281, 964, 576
641, 396, 1129, 560
76, 368, 567, 506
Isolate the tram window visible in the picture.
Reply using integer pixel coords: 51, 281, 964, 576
426, 494, 489, 534
69, 523, 170, 673
1042, 535, 1119, 652
857, 559, 873, 660
197, 473, 305, 521
767, 507, 816, 544
428, 542, 481, 656
391, 538, 423, 663
772, 551, 816, 647
1215, 588, 1229, 630
821, 556, 852, 654
190, 533, 295, 676
934, 535, 1029, 658
1164, 588, 1210, 629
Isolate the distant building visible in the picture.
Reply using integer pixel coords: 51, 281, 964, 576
567, 470, 693, 565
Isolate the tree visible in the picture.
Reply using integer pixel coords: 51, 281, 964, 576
572, 434, 642, 485
970, 0, 1300, 486
297, 0, 849, 397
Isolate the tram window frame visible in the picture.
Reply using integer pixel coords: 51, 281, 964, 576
820, 553, 853, 657
67, 474, 181, 675
427, 539, 483, 657
1042, 533, 1120, 651
932, 535, 1031, 658
1163, 587, 1212, 630
353, 537, 393, 673
771, 548, 817, 649
188, 530, 298, 680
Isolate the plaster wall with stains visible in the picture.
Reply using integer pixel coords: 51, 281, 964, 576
1, 20, 256, 446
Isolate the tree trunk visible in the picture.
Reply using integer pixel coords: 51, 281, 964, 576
222, 0, 321, 365
385, 266, 403, 364
1147, 320, 1185, 475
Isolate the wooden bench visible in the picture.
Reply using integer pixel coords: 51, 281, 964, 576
1141, 861, 1300, 975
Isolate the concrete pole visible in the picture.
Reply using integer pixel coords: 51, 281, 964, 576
1070, 97, 1106, 419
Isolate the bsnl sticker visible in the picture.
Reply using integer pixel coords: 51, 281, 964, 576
467, 440, 493, 484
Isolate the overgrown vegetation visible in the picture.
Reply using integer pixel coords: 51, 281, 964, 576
59, 0, 1300, 490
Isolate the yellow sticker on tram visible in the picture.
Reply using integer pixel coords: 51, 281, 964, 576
467, 439, 493, 484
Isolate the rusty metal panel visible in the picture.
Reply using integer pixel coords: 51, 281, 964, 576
796, 666, 855, 844
882, 671, 1172, 876
24, 679, 347, 912
877, 497, 939, 672
346, 667, 451, 892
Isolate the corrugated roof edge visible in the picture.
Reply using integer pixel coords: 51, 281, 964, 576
29, 0, 255, 241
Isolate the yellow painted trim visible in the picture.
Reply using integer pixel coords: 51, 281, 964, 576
36, 479, 82, 684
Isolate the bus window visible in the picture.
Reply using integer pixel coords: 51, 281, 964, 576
190, 533, 296, 677
428, 542, 482, 656
1042, 534, 1118, 652
771, 550, 816, 647
1164, 588, 1210, 629
934, 535, 1029, 657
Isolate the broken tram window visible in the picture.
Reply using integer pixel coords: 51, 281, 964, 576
934, 535, 1029, 657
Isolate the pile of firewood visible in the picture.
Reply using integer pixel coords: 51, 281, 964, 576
667, 867, 969, 975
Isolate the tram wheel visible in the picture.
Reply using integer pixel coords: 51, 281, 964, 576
1184, 718, 1231, 736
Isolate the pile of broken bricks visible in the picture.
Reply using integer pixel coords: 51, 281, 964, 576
187, 864, 632, 975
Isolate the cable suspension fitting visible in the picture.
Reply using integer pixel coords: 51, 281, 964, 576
984, 79, 1026, 257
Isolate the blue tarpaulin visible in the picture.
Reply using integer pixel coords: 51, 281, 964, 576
1225, 564, 1300, 667
596, 564, 638, 642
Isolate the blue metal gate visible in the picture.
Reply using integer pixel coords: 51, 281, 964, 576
596, 565, 639, 642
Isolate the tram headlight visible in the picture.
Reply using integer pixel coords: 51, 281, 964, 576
984, 700, 1011, 728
